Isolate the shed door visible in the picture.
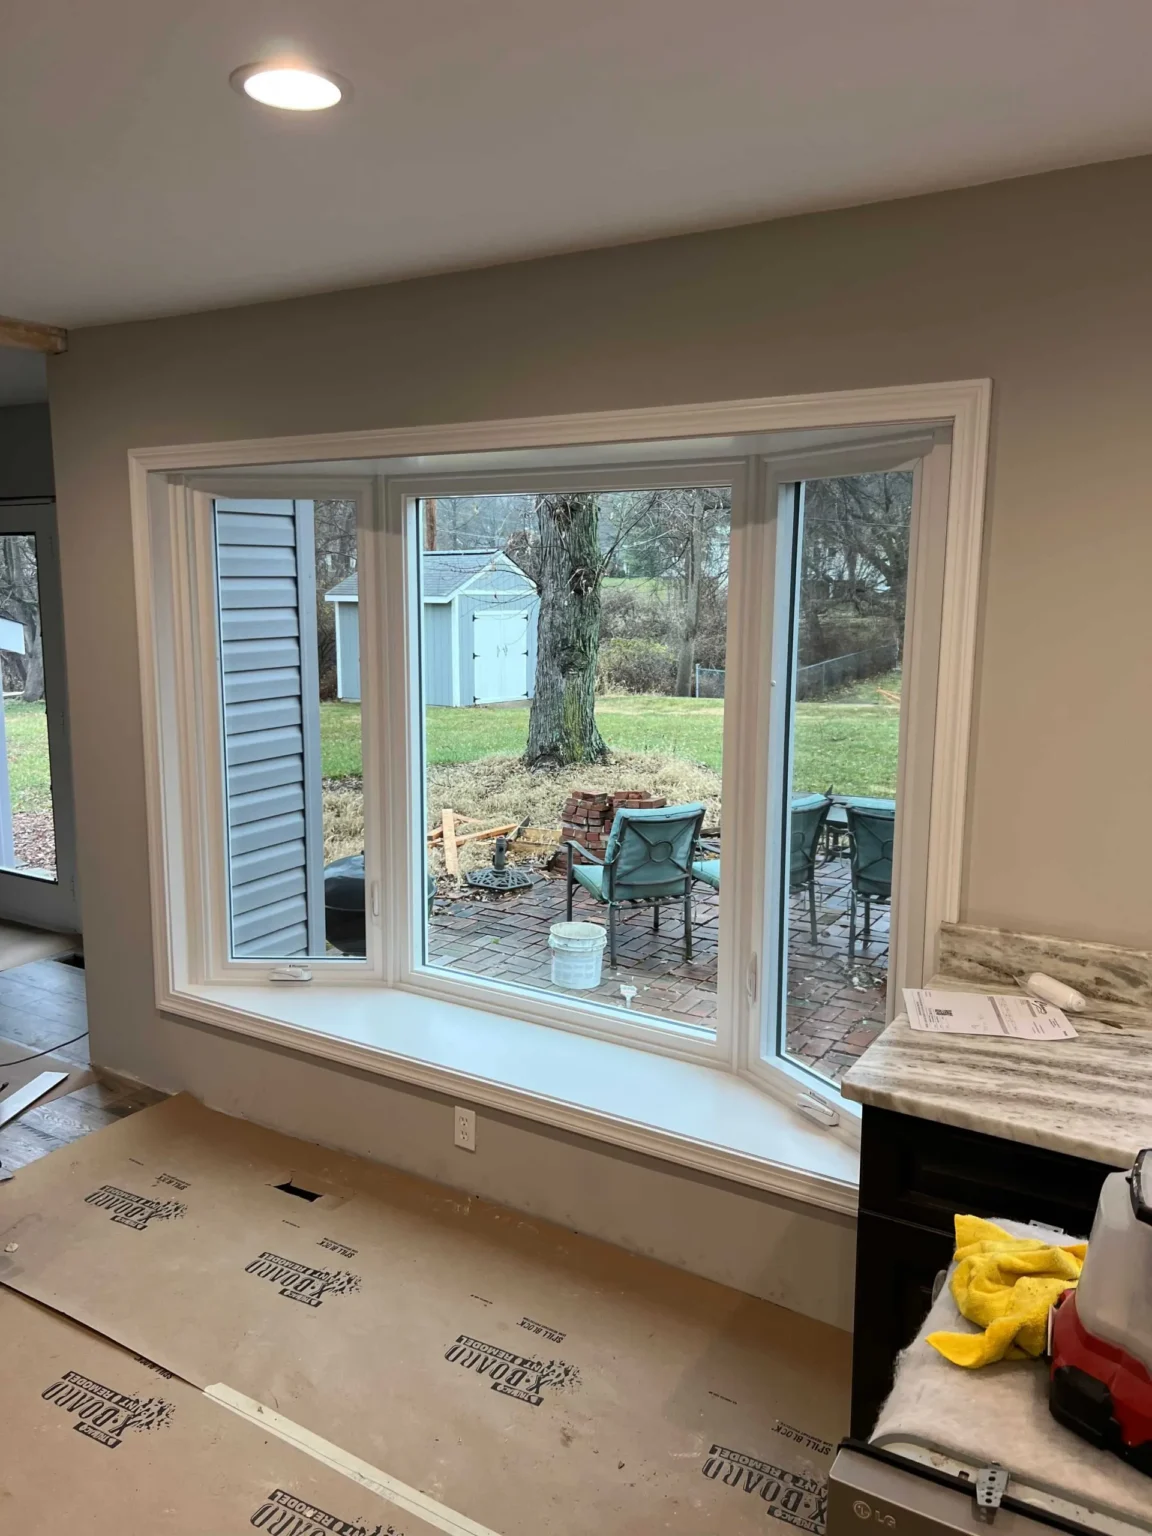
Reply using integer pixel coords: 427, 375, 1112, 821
472, 610, 529, 703
214, 499, 325, 957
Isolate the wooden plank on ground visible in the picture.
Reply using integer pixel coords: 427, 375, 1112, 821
453, 822, 517, 848
0, 1072, 68, 1129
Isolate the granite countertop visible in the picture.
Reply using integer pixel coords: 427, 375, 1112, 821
840, 1006, 1152, 1167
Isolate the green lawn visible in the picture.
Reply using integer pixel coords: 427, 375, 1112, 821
791, 706, 901, 798
318, 701, 369, 779
2, 689, 897, 825
2, 700, 54, 813
321, 693, 901, 798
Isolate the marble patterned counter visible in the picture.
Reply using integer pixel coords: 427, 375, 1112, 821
840, 1008, 1152, 1167
937, 921, 1152, 1024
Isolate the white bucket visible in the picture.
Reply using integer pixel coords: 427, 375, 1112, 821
548, 921, 607, 990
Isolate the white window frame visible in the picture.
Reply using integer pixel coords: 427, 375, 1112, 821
154, 473, 384, 985
381, 458, 745, 1068
733, 432, 956, 1107
130, 380, 989, 1175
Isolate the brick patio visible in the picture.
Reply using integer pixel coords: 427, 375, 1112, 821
427, 852, 888, 1084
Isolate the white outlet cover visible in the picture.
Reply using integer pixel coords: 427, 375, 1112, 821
454, 1106, 476, 1152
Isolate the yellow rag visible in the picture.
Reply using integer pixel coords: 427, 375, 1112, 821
925, 1214, 1086, 1367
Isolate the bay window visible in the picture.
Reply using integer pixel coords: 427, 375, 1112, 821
133, 384, 988, 1178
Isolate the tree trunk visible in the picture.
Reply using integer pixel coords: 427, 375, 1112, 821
21, 620, 44, 702
674, 498, 704, 696
523, 495, 608, 769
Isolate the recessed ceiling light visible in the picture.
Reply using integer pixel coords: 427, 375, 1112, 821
230, 63, 347, 112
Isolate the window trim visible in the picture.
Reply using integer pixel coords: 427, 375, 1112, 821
130, 380, 990, 1153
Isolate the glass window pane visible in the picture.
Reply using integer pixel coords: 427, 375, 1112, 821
0, 533, 58, 882
214, 497, 364, 960
416, 487, 731, 1034
778, 472, 912, 1084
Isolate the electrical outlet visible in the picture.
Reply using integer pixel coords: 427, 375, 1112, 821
454, 1106, 477, 1152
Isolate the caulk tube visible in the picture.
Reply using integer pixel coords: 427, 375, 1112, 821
1024, 972, 1086, 1013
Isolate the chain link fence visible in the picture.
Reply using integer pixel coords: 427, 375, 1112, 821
796, 639, 899, 700
694, 640, 899, 701
694, 665, 725, 698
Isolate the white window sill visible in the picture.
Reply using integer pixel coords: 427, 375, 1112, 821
164, 981, 860, 1215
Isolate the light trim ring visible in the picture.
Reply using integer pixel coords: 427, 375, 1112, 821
230, 62, 349, 112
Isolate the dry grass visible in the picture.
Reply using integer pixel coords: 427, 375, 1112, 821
322, 783, 368, 864
321, 751, 723, 877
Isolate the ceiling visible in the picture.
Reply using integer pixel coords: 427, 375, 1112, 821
5, 0, 1152, 329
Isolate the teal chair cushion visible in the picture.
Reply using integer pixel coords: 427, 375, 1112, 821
601, 803, 706, 901
691, 859, 721, 890
571, 864, 607, 900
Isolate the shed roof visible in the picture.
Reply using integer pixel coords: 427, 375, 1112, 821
325, 550, 532, 603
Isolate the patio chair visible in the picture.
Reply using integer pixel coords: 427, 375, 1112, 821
789, 796, 832, 945
845, 804, 895, 962
566, 803, 706, 969
691, 796, 831, 946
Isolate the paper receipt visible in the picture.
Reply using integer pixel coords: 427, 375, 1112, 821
903, 989, 1077, 1039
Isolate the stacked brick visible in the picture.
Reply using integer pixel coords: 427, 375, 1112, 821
553, 789, 667, 871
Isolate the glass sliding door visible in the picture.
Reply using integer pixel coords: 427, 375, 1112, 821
0, 501, 77, 931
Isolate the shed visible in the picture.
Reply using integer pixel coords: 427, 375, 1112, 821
325, 550, 540, 706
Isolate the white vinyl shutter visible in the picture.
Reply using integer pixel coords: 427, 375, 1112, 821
213, 499, 325, 957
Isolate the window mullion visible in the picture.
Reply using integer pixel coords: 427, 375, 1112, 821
355, 479, 392, 981
186, 487, 232, 982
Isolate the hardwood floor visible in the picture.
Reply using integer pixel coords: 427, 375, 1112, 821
0, 958, 164, 1172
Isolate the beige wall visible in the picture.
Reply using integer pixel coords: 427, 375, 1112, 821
43, 155, 1152, 1325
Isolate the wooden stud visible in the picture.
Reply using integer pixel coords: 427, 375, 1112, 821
0, 315, 67, 355
452, 822, 517, 848
428, 819, 518, 849
441, 809, 459, 877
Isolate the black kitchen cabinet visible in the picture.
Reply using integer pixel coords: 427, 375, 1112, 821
850, 1105, 1114, 1438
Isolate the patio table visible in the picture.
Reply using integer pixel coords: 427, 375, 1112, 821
791, 792, 828, 812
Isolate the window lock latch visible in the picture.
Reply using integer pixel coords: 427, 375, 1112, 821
270, 965, 313, 983
795, 1090, 840, 1128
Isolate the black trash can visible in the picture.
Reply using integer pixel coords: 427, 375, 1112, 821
323, 856, 438, 956
324, 854, 366, 956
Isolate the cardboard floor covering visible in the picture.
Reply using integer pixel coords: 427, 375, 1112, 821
0, 1094, 850, 1535
0, 1288, 451, 1536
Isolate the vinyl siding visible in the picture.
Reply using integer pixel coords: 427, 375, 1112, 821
215, 498, 325, 956
335, 601, 360, 700
424, 602, 454, 706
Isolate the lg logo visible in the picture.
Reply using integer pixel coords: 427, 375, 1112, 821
853, 1500, 895, 1526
